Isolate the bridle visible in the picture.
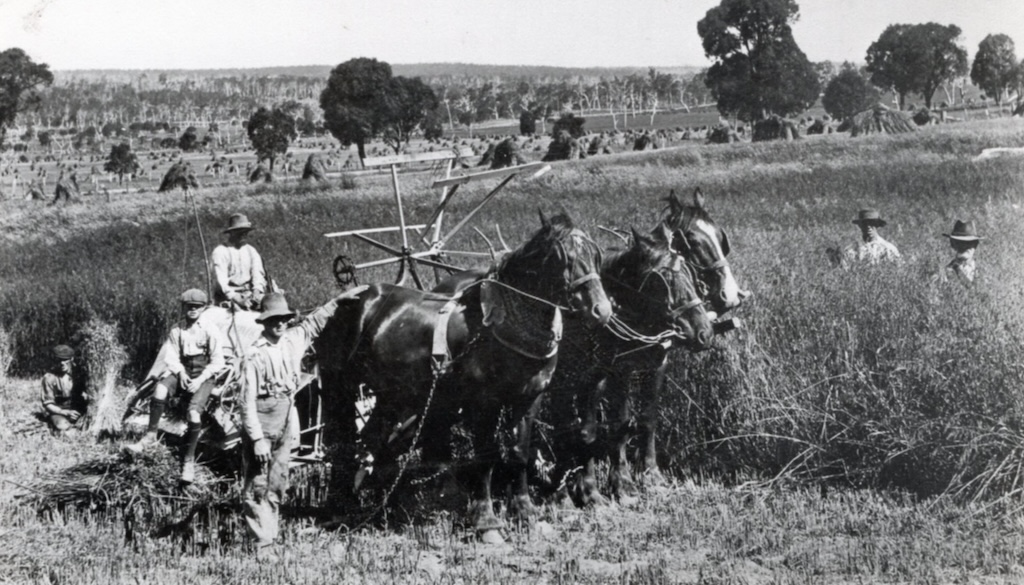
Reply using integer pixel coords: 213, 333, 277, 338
672, 214, 731, 302
557, 231, 605, 314
637, 259, 705, 332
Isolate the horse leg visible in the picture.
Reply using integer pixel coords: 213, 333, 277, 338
569, 381, 610, 507
639, 367, 668, 486
465, 406, 504, 541
508, 396, 542, 526
608, 375, 639, 499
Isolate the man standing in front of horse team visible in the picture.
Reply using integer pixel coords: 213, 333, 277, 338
212, 213, 266, 311
239, 290, 350, 559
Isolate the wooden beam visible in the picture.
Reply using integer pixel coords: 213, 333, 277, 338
362, 150, 463, 168
324, 224, 427, 238
430, 162, 548, 188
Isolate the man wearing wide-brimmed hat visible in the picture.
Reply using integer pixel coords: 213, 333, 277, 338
238, 290, 356, 559
211, 213, 266, 310
943, 219, 982, 283
125, 289, 225, 484
845, 208, 901, 266
40, 344, 83, 434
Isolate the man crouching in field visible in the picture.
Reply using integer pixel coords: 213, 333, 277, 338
126, 289, 225, 484
239, 291, 353, 559
41, 345, 83, 434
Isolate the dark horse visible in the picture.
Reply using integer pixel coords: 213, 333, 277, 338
316, 212, 612, 541
540, 220, 715, 506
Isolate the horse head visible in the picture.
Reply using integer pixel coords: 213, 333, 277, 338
497, 210, 612, 326
662, 187, 749, 316
605, 225, 713, 350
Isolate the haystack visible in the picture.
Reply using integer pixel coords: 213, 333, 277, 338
158, 161, 199, 192
248, 163, 272, 183
490, 138, 527, 169
913, 107, 940, 126
633, 132, 654, 151
542, 130, 586, 162
477, 142, 496, 167
71, 318, 128, 435
806, 117, 834, 135
706, 124, 740, 144
587, 134, 612, 155
301, 153, 328, 182
53, 175, 79, 201
849, 104, 917, 137
752, 115, 801, 142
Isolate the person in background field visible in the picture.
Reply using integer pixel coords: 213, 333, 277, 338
125, 289, 225, 484
844, 208, 901, 266
41, 344, 83, 434
211, 213, 266, 311
943, 220, 982, 283
239, 291, 350, 560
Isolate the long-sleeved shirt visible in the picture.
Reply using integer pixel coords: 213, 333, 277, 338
845, 236, 902, 266
240, 298, 339, 443
211, 244, 266, 299
946, 255, 976, 282
41, 372, 75, 408
161, 318, 225, 380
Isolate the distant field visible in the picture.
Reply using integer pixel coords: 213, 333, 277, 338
3, 117, 1024, 583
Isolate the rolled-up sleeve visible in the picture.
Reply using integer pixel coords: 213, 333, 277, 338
211, 247, 233, 296
40, 375, 56, 407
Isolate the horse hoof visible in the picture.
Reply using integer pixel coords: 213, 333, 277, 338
479, 529, 505, 545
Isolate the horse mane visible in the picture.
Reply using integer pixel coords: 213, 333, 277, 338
496, 213, 600, 299
603, 232, 674, 287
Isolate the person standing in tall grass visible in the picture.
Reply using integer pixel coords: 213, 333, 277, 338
943, 220, 982, 283
125, 289, 225, 484
211, 213, 266, 311
845, 208, 901, 266
40, 345, 83, 434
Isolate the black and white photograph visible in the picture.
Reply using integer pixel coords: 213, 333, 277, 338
2, 0, 1024, 582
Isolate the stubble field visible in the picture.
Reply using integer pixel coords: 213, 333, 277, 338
3, 118, 1024, 583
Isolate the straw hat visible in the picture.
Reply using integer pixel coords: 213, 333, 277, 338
52, 345, 74, 360
256, 293, 296, 323
223, 213, 254, 233
943, 220, 982, 242
852, 208, 887, 227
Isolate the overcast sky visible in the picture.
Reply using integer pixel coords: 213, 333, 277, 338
0, 0, 1021, 70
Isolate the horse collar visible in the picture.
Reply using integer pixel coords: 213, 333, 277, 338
480, 280, 563, 360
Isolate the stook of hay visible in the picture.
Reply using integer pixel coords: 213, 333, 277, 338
72, 317, 128, 435
587, 135, 611, 155
806, 118, 834, 135
542, 130, 586, 162
913, 107, 941, 126
706, 124, 740, 144
850, 103, 917, 137
752, 115, 801, 142
158, 161, 200, 192
301, 153, 328, 182
248, 163, 273, 183
490, 138, 527, 169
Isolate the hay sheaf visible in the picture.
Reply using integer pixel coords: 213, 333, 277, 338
158, 161, 199, 192
752, 116, 801, 142
301, 153, 328, 182
850, 104, 917, 137
706, 125, 740, 144
248, 163, 273, 183
71, 318, 128, 435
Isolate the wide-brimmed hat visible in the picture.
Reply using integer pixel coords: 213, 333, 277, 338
852, 208, 887, 227
943, 219, 983, 242
223, 213, 254, 233
256, 293, 296, 323
52, 345, 74, 360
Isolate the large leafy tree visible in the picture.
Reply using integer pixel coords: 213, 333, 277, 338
103, 142, 141, 185
697, 0, 820, 122
822, 62, 882, 122
866, 23, 968, 109
971, 34, 1018, 105
0, 48, 53, 149
247, 106, 297, 172
379, 76, 438, 154
319, 57, 393, 162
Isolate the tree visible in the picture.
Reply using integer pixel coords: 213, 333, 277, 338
822, 62, 882, 121
971, 34, 1018, 105
103, 142, 140, 185
320, 57, 393, 162
697, 0, 820, 122
866, 23, 968, 109
246, 106, 296, 173
379, 76, 438, 154
0, 48, 53, 149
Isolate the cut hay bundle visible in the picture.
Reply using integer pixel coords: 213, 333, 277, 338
587, 135, 611, 155
158, 161, 199, 192
752, 116, 801, 142
477, 142, 496, 167
72, 318, 128, 435
633, 132, 654, 151
542, 130, 574, 162
913, 107, 940, 126
248, 163, 272, 183
490, 138, 526, 169
301, 153, 328, 182
806, 118, 834, 135
849, 103, 917, 137
706, 125, 740, 144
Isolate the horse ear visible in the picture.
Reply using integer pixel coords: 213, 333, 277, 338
665, 189, 683, 214
720, 228, 731, 256
656, 223, 673, 246
630, 227, 647, 247
693, 187, 706, 209
538, 208, 549, 228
